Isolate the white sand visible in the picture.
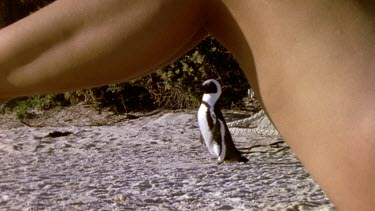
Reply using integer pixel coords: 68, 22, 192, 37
0, 106, 335, 210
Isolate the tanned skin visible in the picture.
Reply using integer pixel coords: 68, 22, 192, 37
1, 1, 374, 210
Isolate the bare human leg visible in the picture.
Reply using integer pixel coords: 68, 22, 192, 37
1, 1, 375, 210
206, 1, 375, 210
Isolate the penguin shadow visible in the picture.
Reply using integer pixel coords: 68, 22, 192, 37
222, 112, 252, 123
238, 139, 290, 155
221, 112, 256, 163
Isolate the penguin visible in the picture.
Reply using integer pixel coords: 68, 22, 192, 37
197, 79, 248, 163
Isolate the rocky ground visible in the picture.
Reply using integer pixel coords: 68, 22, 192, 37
0, 104, 335, 210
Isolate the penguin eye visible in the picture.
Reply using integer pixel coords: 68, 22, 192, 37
202, 82, 217, 93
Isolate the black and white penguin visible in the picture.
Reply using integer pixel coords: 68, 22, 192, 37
197, 79, 248, 163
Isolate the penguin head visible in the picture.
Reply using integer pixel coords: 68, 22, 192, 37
201, 79, 222, 105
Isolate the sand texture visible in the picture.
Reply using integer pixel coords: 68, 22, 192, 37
0, 105, 335, 210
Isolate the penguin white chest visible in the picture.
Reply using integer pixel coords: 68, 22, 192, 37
198, 104, 215, 152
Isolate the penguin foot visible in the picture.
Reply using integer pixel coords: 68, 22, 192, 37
216, 160, 224, 165
216, 155, 248, 164
239, 155, 249, 163
225, 154, 249, 163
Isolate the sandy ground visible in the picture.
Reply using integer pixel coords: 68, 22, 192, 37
0, 105, 335, 210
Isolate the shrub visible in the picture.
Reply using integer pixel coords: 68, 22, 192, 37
4, 94, 69, 120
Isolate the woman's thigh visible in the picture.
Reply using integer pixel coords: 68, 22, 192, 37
208, 1, 375, 210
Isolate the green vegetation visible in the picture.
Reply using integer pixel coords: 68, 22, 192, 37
4, 95, 68, 119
